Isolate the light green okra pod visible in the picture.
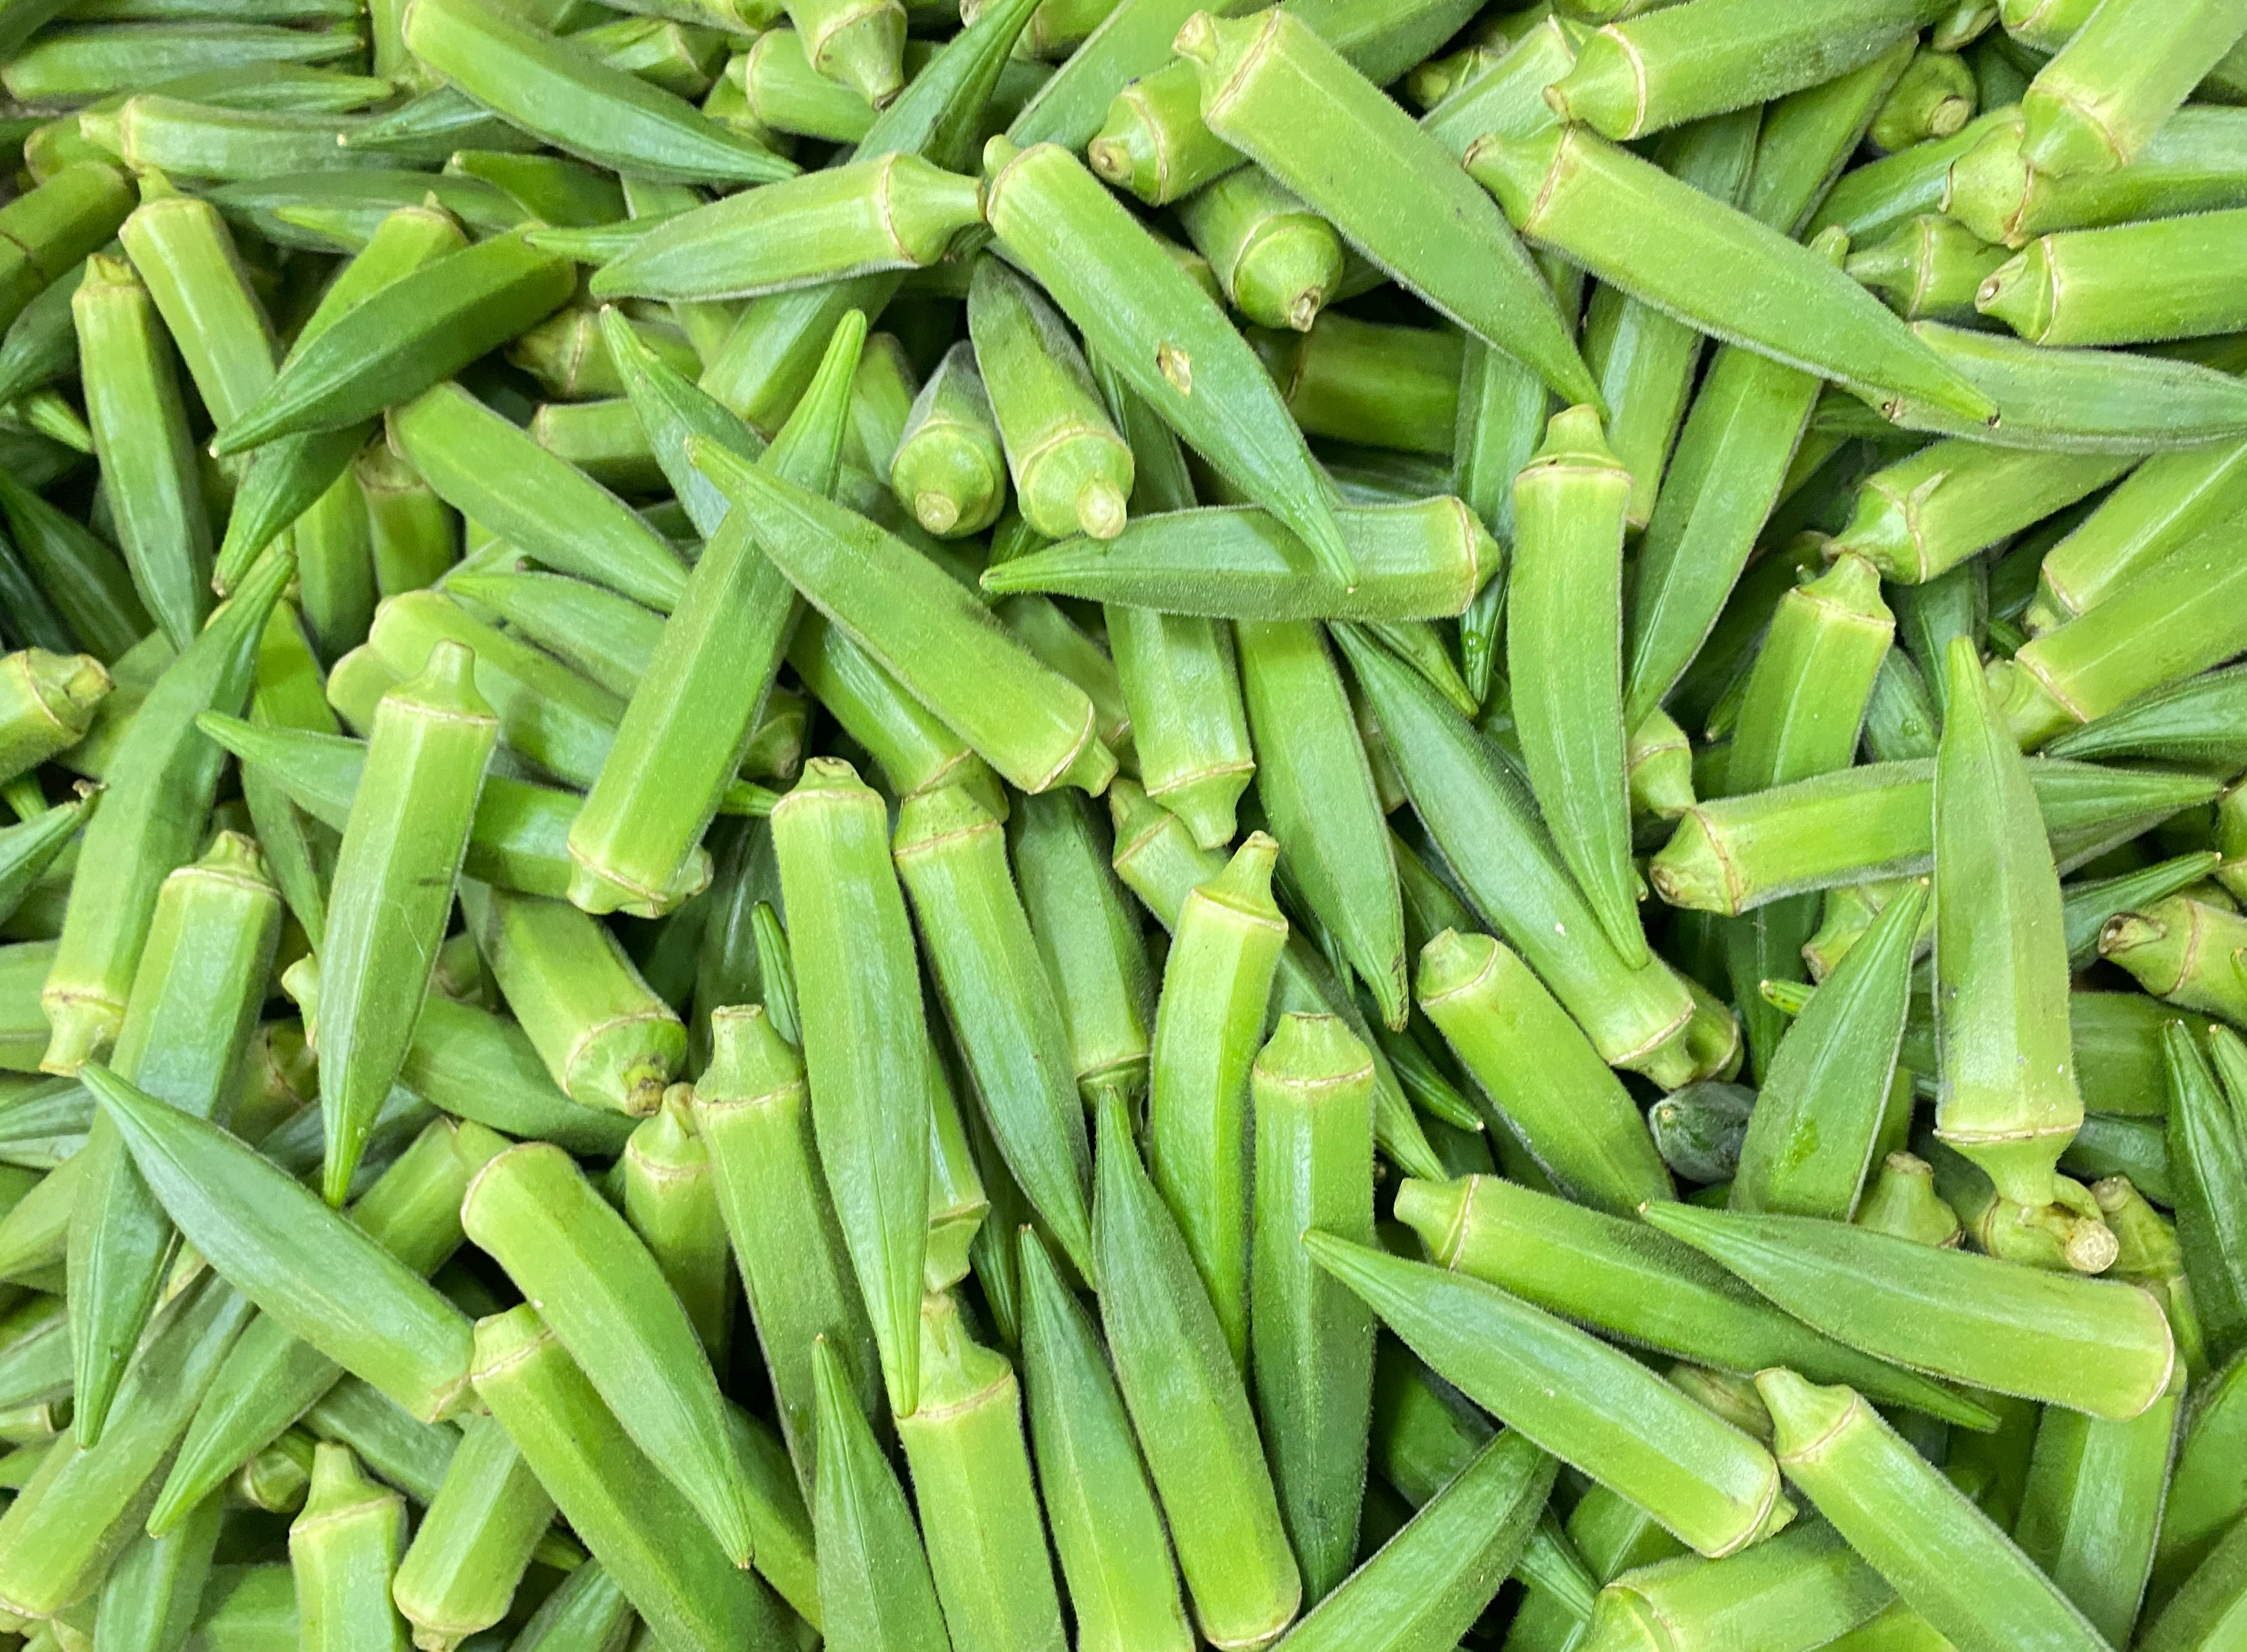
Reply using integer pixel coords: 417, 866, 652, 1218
1094, 1090, 1301, 1649
1249, 1014, 1376, 1604
2019, 0, 2247, 178
1147, 832, 1287, 1370
68, 832, 279, 1447
810, 1334, 953, 1652
892, 341, 1008, 538
1176, 166, 1341, 335
290, 1445, 409, 1652
622, 1086, 734, 1363
1758, 1369, 2114, 1652
1829, 439, 2137, 585
2030, 440, 2247, 631
769, 755, 931, 1419
390, 1412, 554, 1652
0, 650, 109, 786
1575, 1519, 1895, 1652
94, 1488, 225, 1652
896, 1290, 1067, 1652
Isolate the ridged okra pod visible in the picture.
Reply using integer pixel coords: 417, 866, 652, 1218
314, 641, 493, 1205
1468, 123, 1995, 427
390, 1413, 554, 1652
1248, 1013, 1375, 1603
770, 756, 931, 1417
1829, 439, 2134, 585
1305, 1231, 1793, 1560
1179, 8, 1595, 410
1016, 1227, 1194, 1652
1758, 1369, 2114, 1652
1978, 208, 2247, 347
2018, 0, 2247, 178
891, 341, 1008, 538
894, 784, 1094, 1280
290, 1445, 409, 1652
1573, 1520, 1894, 1652
895, 1291, 1067, 1652
1507, 404, 1645, 970
809, 1335, 951, 1652
1176, 166, 1340, 334
68, 832, 279, 1446
0, 648, 108, 784
621, 1086, 733, 1362
459, 1141, 760, 1573
1093, 1092, 1301, 1648
1146, 832, 1287, 1369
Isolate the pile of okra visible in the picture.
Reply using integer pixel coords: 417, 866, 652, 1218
3, 0, 2247, 1643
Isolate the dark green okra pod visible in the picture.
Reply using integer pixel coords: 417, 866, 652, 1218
809, 1335, 951, 1652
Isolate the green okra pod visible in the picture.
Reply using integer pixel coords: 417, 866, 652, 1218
0, 648, 107, 788
470, 1306, 791, 1652
2018, 0, 2247, 179
458, 883, 684, 1115
73, 249, 208, 652
1829, 440, 2138, 585
1093, 1090, 1301, 1648
1394, 1173, 1990, 1425
810, 1334, 951, 1652
891, 340, 1008, 538
2031, 445, 2247, 633
980, 496, 1496, 623
895, 1290, 1067, 1652
314, 640, 493, 1205
1899, 319, 2247, 451
1178, 8, 1593, 410
895, 783, 1094, 1278
0, 469, 147, 668
622, 1086, 733, 1363
1650, 1081, 1756, 1186
1644, 1201, 2176, 1419
290, 1445, 409, 1652
459, 1142, 762, 1575
83, 1062, 479, 1421
2163, 1022, 2247, 1364
1758, 1369, 2114, 1652
390, 1411, 554, 1652
95, 1489, 225, 1652
1306, 1230, 1793, 1560
1507, 404, 1645, 969
68, 832, 279, 1447
1332, 623, 1696, 1079
693, 1005, 877, 1490
37, 545, 290, 1074
1573, 1520, 1895, 1652
1468, 122, 1995, 428
2138, 1513, 2247, 1652
1848, 214, 2007, 325
1249, 1014, 1376, 1603
692, 434, 1115, 794
1870, 46, 1978, 152
1177, 166, 1341, 335
1248, 312, 1462, 459
1016, 1227, 1193, 1652
769, 755, 931, 1417
923, 1022, 993, 1293
565, 304, 858, 916
1416, 929, 1674, 1216
591, 154, 981, 303
785, 612, 1009, 818
1146, 832, 1287, 1368
1947, 102, 2247, 248
1274, 1430, 1556, 1652
1979, 208, 2247, 348
1854, 1148, 1965, 1248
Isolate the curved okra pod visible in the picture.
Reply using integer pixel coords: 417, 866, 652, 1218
1547, 0, 1944, 141
690, 435, 1115, 795
1305, 1230, 1792, 1559
1415, 930, 1674, 1215
1249, 1014, 1376, 1603
1177, 8, 1593, 409
769, 757, 931, 1418
1395, 1174, 1991, 1425
68, 833, 280, 1447
1017, 1227, 1194, 1652
894, 784, 1095, 1279
809, 1336, 951, 1652
1642, 1201, 2176, 1419
1978, 209, 2247, 347
895, 1291, 1067, 1652
457, 884, 685, 1116
1933, 636, 2083, 1208
693, 1007, 877, 1490
459, 1143, 761, 1575
37, 545, 290, 1073
1147, 832, 1287, 1368
1731, 880, 1925, 1220
1275, 1430, 1556, 1652
82, 1062, 478, 1421
1175, 166, 1341, 334
314, 641, 494, 1205
621, 1087, 733, 1363
564, 307, 859, 917
1238, 623, 1405, 1029
210, 233, 575, 456
1574, 1520, 1895, 1652
2018, 0, 2247, 178
590, 155, 982, 303
2163, 1023, 2247, 1363
1009, 789, 1154, 1108
891, 341, 1007, 537
1094, 1090, 1301, 1648
1331, 624, 1697, 1077
470, 1307, 790, 1652
982, 137, 1355, 587
389, 1413, 553, 1652
400, 0, 796, 185
73, 250, 209, 651
1507, 404, 1644, 968
1467, 124, 1995, 428
1757, 1369, 2114, 1652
